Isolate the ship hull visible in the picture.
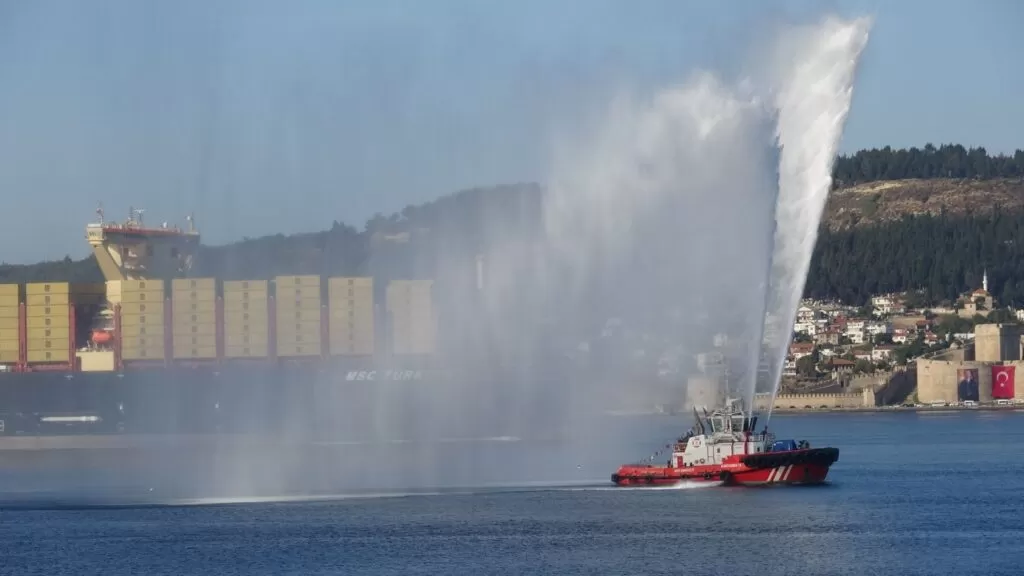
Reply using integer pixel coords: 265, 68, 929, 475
0, 358, 582, 442
610, 448, 838, 487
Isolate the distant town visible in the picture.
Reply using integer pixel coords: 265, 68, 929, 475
781, 270, 1013, 392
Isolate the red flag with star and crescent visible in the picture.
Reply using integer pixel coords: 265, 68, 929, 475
991, 366, 1015, 399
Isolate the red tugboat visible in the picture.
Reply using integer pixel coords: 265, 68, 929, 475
611, 398, 839, 487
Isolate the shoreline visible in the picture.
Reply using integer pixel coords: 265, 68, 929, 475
771, 404, 1024, 414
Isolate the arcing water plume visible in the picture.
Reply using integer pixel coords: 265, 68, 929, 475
759, 17, 872, 415
540, 15, 871, 419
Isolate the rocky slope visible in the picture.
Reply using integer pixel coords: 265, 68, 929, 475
824, 178, 1024, 230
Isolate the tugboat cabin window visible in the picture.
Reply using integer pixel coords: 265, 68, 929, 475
731, 415, 744, 432
710, 417, 723, 433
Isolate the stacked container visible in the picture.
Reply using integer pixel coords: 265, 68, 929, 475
223, 280, 269, 358
385, 279, 437, 356
24, 282, 74, 364
328, 277, 375, 356
274, 275, 322, 357
0, 284, 20, 364
112, 279, 166, 361
171, 278, 216, 360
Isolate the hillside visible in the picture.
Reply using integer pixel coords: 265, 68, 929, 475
824, 178, 1024, 230
5, 144, 1024, 307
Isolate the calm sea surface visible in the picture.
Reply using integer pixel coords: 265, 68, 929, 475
1, 410, 1023, 575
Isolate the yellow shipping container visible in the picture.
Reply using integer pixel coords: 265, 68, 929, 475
330, 319, 374, 336
121, 335, 165, 350
0, 284, 19, 298
118, 302, 162, 316
173, 346, 217, 360
0, 297, 18, 309
171, 290, 216, 304
25, 282, 70, 295
121, 347, 165, 361
224, 291, 268, 303
27, 350, 70, 363
328, 276, 372, 289
0, 318, 16, 331
225, 305, 268, 317
277, 335, 320, 347
27, 327, 69, 340
276, 318, 321, 333
224, 318, 269, 332
275, 295, 322, 310
277, 334, 321, 348
275, 275, 321, 289
329, 306, 374, 322
171, 299, 216, 315
0, 328, 18, 340
329, 292, 374, 307
223, 298, 268, 313
275, 307, 319, 321
26, 293, 70, 306
224, 344, 268, 358
119, 323, 162, 337
171, 278, 216, 292
171, 310, 216, 324
224, 318, 269, 330
224, 280, 268, 292
27, 338, 66, 351
0, 340, 19, 352
109, 279, 163, 292
119, 289, 165, 304
120, 313, 164, 327
172, 322, 216, 336
25, 305, 69, 319
276, 343, 321, 357
329, 333, 374, 356
0, 350, 18, 363
0, 306, 18, 318
277, 331, 320, 344
27, 315, 69, 329
172, 333, 216, 347
330, 322, 373, 338
225, 332, 268, 347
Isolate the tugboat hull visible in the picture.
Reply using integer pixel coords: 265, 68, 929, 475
611, 447, 839, 487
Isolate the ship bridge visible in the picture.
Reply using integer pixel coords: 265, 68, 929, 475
85, 207, 199, 282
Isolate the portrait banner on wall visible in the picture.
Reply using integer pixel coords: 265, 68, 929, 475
991, 365, 1015, 399
957, 368, 979, 402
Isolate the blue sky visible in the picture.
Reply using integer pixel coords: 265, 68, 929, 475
0, 0, 1021, 262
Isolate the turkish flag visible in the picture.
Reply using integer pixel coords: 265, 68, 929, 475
992, 366, 1015, 399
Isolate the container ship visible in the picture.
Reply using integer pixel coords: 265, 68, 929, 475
0, 208, 562, 444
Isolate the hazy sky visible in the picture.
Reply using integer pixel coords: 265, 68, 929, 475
0, 0, 1021, 262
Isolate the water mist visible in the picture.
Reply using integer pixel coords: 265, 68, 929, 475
541, 15, 871, 426
0, 14, 874, 502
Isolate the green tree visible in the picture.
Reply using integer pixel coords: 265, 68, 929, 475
795, 354, 818, 378
853, 359, 873, 374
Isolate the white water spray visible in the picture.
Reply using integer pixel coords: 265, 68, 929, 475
543, 73, 781, 414
760, 17, 872, 418
542, 15, 871, 419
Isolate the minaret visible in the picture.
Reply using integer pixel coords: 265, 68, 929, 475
983, 269, 989, 293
